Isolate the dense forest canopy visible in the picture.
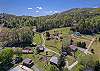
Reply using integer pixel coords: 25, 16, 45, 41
0, 27, 33, 47
0, 8, 100, 34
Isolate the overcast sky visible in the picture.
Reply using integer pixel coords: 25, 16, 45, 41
0, 0, 100, 16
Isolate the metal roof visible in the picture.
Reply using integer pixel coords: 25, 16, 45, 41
50, 56, 58, 65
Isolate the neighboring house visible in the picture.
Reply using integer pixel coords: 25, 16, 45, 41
23, 58, 34, 68
36, 45, 44, 52
9, 65, 33, 71
50, 56, 58, 66
68, 45, 78, 52
22, 48, 33, 54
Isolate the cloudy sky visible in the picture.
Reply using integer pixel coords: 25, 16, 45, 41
0, 0, 100, 16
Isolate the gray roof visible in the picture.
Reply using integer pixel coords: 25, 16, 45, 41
50, 56, 58, 65
69, 45, 77, 51
23, 58, 32, 64
62, 52, 67, 56
37, 45, 44, 50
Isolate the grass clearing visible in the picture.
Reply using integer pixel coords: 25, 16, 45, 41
33, 33, 42, 45
66, 55, 76, 66
45, 27, 72, 53
89, 38, 100, 60
75, 50, 86, 59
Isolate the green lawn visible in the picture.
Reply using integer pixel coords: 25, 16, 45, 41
47, 27, 72, 35
66, 55, 76, 66
75, 50, 86, 60
33, 33, 43, 45
45, 39, 62, 53
89, 34, 100, 61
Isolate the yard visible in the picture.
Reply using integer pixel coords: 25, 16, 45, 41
22, 51, 58, 71
13, 49, 56, 71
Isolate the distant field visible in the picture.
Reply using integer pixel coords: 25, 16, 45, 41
47, 27, 72, 35
45, 27, 72, 52
45, 27, 92, 52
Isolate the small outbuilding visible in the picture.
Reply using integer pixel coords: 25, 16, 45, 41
62, 51, 68, 56
23, 58, 33, 68
36, 45, 44, 52
50, 56, 58, 66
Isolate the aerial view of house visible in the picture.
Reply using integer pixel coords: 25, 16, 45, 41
0, 0, 100, 71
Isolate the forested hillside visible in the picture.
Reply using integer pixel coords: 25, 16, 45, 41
0, 8, 100, 34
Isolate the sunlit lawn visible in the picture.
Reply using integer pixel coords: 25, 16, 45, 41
45, 27, 72, 53
90, 40, 100, 61
33, 33, 43, 45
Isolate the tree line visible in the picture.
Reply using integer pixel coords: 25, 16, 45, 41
1, 8, 100, 34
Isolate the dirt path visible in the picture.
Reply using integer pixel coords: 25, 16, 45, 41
67, 61, 78, 70
84, 37, 95, 54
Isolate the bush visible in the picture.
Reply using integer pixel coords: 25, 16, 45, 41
77, 41, 86, 49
